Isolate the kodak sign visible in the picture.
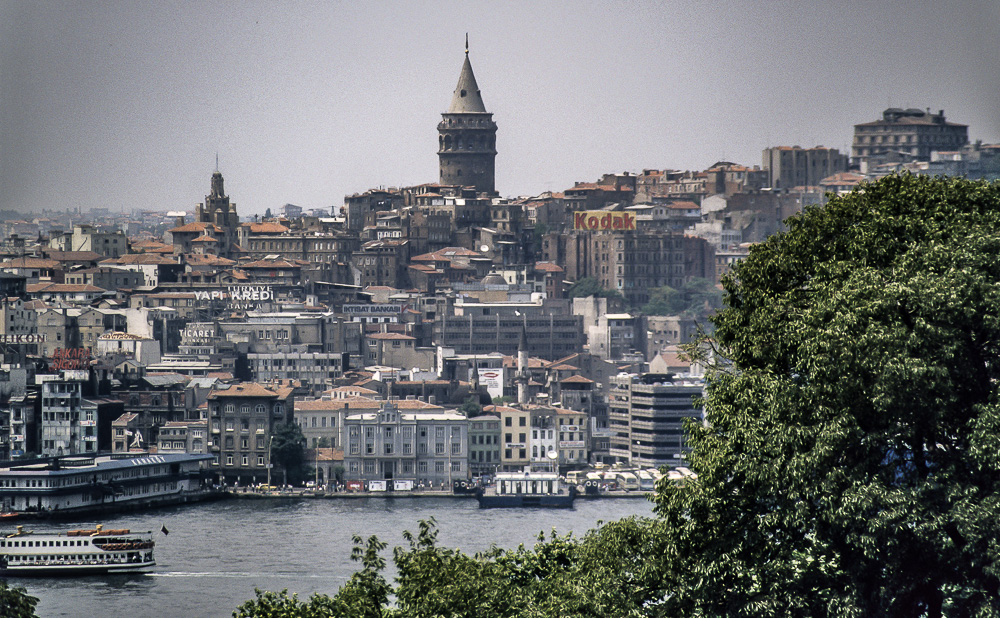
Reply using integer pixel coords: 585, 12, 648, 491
573, 211, 636, 231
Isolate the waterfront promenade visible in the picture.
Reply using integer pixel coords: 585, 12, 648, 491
226, 485, 652, 500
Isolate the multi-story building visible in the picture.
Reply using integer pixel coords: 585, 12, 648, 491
545, 230, 716, 307
67, 224, 129, 258
435, 311, 584, 361
468, 414, 501, 477
7, 391, 38, 457
0, 258, 60, 284
528, 405, 588, 472
206, 382, 295, 485
488, 404, 530, 472
294, 396, 444, 450
608, 373, 702, 468
156, 420, 209, 454
37, 374, 121, 457
852, 108, 968, 167
761, 146, 848, 189
63, 267, 145, 291
342, 400, 468, 487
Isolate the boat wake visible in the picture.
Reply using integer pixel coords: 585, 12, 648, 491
151, 571, 343, 580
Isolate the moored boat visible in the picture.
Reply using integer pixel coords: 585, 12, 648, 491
0, 524, 155, 576
476, 471, 576, 508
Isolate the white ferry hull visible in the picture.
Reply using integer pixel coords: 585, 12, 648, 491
1, 560, 155, 576
1, 525, 156, 577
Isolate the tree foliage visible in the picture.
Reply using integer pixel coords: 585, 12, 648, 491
458, 395, 482, 417
641, 277, 723, 317
566, 277, 624, 304
654, 174, 1000, 616
270, 422, 308, 486
0, 582, 39, 618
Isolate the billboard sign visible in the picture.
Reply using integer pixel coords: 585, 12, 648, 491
50, 348, 91, 371
0, 334, 45, 344
193, 285, 274, 310
476, 367, 504, 399
559, 441, 587, 449
573, 211, 636, 231
342, 304, 405, 317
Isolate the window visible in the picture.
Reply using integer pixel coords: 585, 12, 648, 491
451, 462, 461, 472
435, 461, 445, 474
505, 417, 512, 427
226, 455, 233, 466
257, 456, 265, 466
242, 456, 248, 466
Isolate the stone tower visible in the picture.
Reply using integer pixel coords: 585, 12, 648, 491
195, 170, 240, 256
438, 40, 498, 194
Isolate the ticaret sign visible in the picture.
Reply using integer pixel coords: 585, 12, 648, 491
573, 211, 636, 231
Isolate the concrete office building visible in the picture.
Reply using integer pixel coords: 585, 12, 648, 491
608, 373, 702, 468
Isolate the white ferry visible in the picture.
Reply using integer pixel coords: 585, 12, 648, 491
0, 524, 155, 575
476, 471, 576, 508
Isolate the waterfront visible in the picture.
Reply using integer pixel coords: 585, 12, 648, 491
7, 496, 655, 618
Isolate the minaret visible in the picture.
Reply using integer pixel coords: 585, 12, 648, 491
516, 327, 530, 406
438, 37, 498, 194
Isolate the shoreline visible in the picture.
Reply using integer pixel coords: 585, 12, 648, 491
225, 488, 654, 500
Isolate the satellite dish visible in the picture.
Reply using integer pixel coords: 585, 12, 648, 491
480, 244, 490, 252
546, 450, 558, 460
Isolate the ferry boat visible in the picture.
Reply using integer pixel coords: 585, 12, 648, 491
0, 524, 155, 575
476, 471, 576, 508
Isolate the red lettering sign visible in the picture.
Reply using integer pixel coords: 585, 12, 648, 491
573, 211, 636, 231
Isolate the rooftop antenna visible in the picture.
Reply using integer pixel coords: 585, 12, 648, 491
465, 33, 469, 55
215, 153, 219, 172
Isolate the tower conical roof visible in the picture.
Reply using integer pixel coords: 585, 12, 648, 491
447, 53, 487, 114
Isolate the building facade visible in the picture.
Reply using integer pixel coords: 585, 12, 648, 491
343, 400, 468, 487
852, 108, 968, 166
608, 373, 702, 468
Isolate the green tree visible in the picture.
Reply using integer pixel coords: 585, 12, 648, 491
642, 278, 722, 317
458, 395, 482, 417
234, 535, 390, 618
0, 582, 39, 618
566, 277, 624, 304
271, 422, 308, 486
654, 174, 1000, 616
331, 464, 345, 484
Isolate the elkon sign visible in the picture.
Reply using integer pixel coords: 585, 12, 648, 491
573, 211, 636, 231
0, 334, 45, 344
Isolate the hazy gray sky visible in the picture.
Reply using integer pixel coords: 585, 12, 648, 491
2, 1, 998, 216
